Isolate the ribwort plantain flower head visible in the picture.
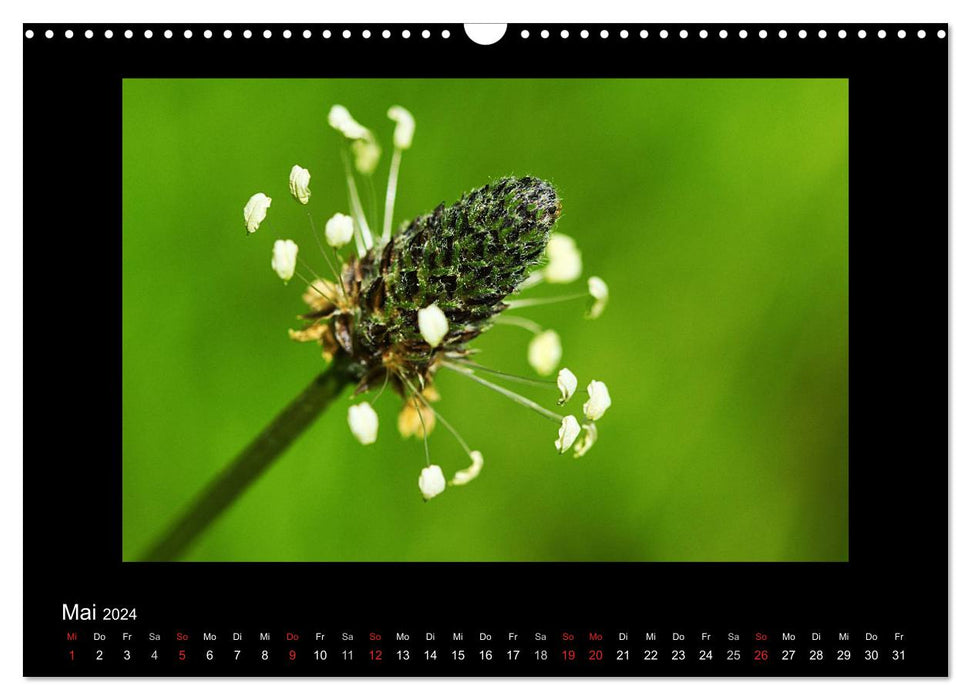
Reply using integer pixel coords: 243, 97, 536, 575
246, 104, 613, 500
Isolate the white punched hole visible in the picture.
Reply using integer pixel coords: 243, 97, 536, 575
798, 29, 807, 39
819, 29, 827, 39
223, 29, 232, 39
838, 30, 847, 39
938, 29, 946, 38
105, 29, 113, 38
264, 29, 273, 39
184, 29, 193, 39
464, 24, 506, 45
778, 29, 787, 38
699, 29, 708, 39
85, 29, 93, 39
283, 29, 292, 39
858, 29, 867, 38
520, 30, 529, 39
719, 29, 727, 39
898, 29, 906, 39
382, 29, 390, 39
164, 29, 173, 39
124, 29, 133, 39
918, 29, 926, 38
560, 29, 569, 39
204, 29, 213, 39
243, 29, 252, 39
739, 29, 748, 39
580, 29, 589, 39
878, 29, 886, 39
759, 29, 768, 39
620, 29, 629, 39
65, 29, 73, 38
679, 29, 688, 39
323, 29, 332, 38
144, 29, 153, 39
600, 29, 609, 39
640, 29, 648, 39
442, 29, 451, 39
45, 29, 54, 38
540, 29, 549, 39
422, 29, 430, 39
660, 29, 668, 39
342, 29, 351, 39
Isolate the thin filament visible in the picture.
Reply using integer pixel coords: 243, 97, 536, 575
505, 293, 588, 310
340, 148, 374, 253
408, 382, 473, 458
443, 361, 563, 424
452, 359, 554, 388
382, 147, 403, 244
493, 315, 545, 334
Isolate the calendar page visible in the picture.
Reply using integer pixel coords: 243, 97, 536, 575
22, 22, 946, 677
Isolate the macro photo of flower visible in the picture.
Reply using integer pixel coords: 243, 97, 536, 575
124, 79, 848, 562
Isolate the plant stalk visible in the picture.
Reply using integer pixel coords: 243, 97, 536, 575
141, 358, 353, 561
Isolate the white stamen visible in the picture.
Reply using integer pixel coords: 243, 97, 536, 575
325, 212, 355, 248
528, 329, 562, 376
387, 105, 416, 150
328, 104, 370, 140
557, 368, 578, 404
450, 450, 483, 486
543, 233, 583, 283
555, 415, 581, 454
271, 239, 298, 283
352, 138, 381, 175
347, 402, 379, 445
574, 422, 598, 458
243, 193, 272, 233
288, 165, 311, 204
418, 304, 449, 347
588, 276, 609, 319
583, 380, 612, 421
419, 464, 446, 500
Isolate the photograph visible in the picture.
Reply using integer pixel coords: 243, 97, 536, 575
122, 78, 848, 562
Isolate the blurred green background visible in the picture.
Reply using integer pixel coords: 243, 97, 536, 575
123, 79, 848, 562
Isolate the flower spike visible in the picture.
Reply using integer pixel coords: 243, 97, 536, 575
251, 102, 611, 501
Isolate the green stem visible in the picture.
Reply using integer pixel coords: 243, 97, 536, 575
141, 358, 353, 561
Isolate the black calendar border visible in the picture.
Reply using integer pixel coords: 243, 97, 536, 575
23, 23, 948, 677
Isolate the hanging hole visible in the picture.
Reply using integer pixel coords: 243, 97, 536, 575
463, 24, 507, 45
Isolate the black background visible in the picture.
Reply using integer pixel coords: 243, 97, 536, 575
23, 23, 947, 677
